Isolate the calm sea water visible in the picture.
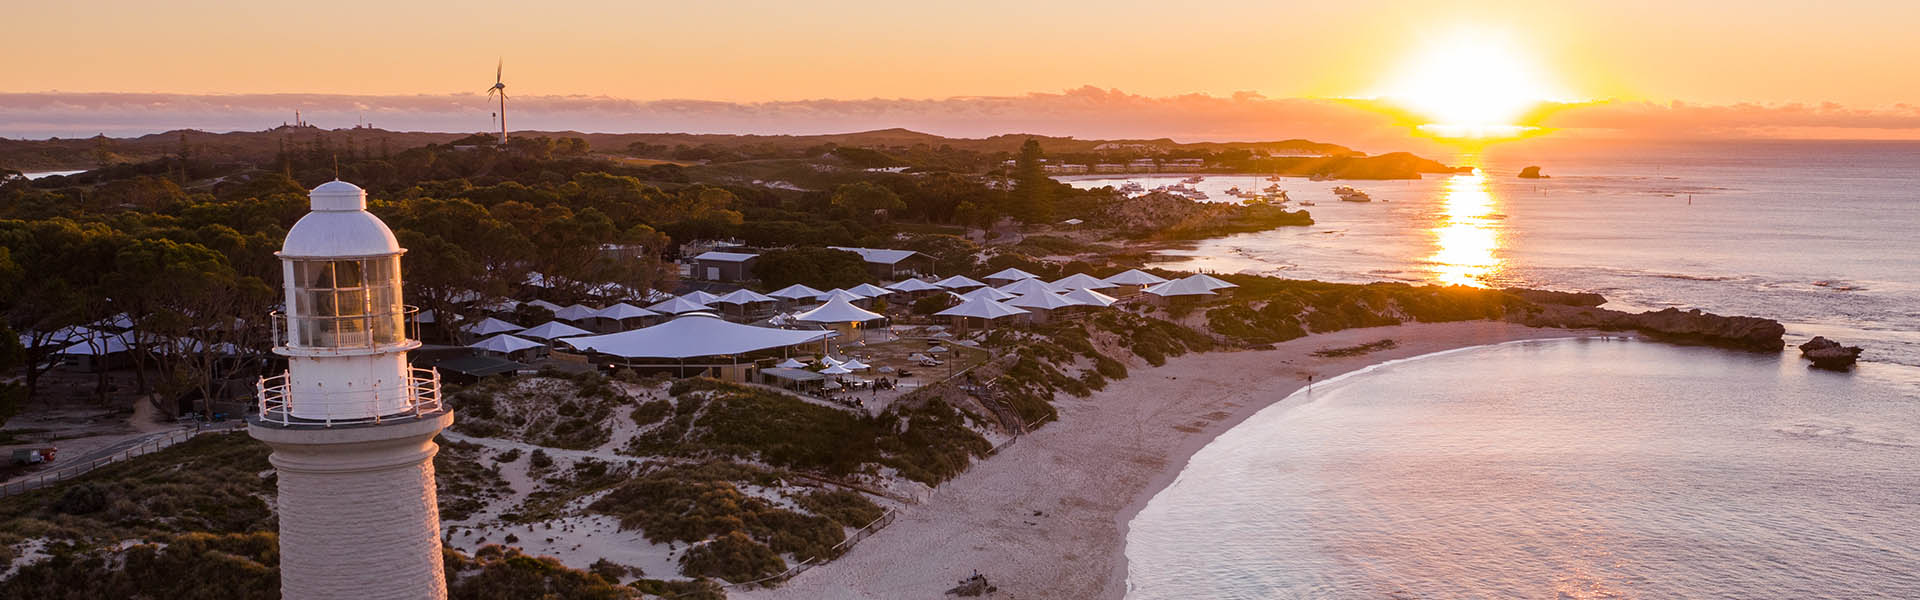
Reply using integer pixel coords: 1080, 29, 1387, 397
1061, 140, 1920, 371
1126, 338, 1920, 599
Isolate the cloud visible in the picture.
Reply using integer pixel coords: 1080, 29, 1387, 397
3, 89, 1917, 144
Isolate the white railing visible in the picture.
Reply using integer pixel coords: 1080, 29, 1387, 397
255, 367, 443, 427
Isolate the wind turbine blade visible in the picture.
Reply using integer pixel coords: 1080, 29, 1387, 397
496, 59, 502, 84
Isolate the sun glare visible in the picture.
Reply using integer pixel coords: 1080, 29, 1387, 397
1377, 29, 1563, 137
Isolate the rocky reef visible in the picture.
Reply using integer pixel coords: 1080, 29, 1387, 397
1518, 166, 1550, 179
1503, 287, 1606, 307
1514, 303, 1786, 351
1798, 336, 1863, 370
1093, 191, 1311, 239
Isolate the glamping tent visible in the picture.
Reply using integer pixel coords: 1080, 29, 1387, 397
552, 304, 600, 322
935, 298, 1029, 332
1050, 272, 1119, 291
1102, 268, 1170, 295
1005, 290, 1079, 323
996, 278, 1062, 297
792, 297, 886, 343
932, 275, 986, 290
712, 288, 779, 321
984, 267, 1040, 285
1061, 287, 1120, 308
1181, 273, 1239, 290
561, 313, 832, 380
517, 320, 592, 341
463, 317, 524, 336
678, 290, 723, 305
1142, 277, 1219, 298
647, 296, 716, 315
469, 333, 545, 358
957, 286, 1017, 302
590, 303, 661, 331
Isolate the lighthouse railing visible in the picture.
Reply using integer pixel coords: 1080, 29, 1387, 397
255, 366, 444, 427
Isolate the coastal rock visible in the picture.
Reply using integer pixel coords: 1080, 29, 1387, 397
1798, 336, 1863, 370
1518, 166, 1550, 179
1094, 191, 1310, 239
1504, 287, 1606, 307
1515, 305, 1786, 351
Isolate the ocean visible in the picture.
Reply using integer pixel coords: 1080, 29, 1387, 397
1081, 140, 1920, 598
1125, 338, 1920, 599
1060, 140, 1920, 372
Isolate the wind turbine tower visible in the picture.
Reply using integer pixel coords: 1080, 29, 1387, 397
251, 180, 453, 599
487, 60, 508, 145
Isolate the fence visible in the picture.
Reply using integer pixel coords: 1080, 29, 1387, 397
720, 508, 900, 591
0, 426, 227, 497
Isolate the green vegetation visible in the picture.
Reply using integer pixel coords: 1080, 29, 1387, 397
751, 247, 873, 290
1204, 279, 1526, 345
435, 437, 510, 522
445, 545, 642, 600
0, 531, 281, 599
0, 432, 273, 546
1312, 339, 1400, 357
448, 372, 625, 450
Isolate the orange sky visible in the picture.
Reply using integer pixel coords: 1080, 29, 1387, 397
9, 1, 1919, 107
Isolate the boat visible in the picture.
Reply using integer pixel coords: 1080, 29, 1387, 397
1181, 176, 1205, 184
1309, 172, 1334, 181
1266, 175, 1285, 182
1118, 181, 1145, 193
1298, 200, 1316, 206
1334, 186, 1372, 202
1225, 186, 1243, 195
1263, 184, 1282, 193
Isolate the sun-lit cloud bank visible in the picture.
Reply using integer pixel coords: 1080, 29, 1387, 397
4, 88, 1918, 145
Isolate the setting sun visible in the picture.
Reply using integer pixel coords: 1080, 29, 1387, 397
1376, 29, 1565, 137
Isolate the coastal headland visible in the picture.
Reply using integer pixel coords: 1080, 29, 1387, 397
743, 321, 1605, 600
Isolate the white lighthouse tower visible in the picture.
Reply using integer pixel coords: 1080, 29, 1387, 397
250, 180, 453, 600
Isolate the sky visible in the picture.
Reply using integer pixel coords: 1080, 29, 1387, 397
6, 0, 1919, 141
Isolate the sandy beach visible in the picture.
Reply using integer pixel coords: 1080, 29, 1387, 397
741, 321, 1601, 600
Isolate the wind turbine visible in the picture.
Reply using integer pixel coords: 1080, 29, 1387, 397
486, 59, 508, 145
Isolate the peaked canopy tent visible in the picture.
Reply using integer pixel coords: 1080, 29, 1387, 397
1103, 268, 1171, 296
470, 333, 546, 357
525, 299, 566, 313
814, 289, 870, 303
996, 278, 1062, 297
463, 317, 524, 336
792, 297, 887, 343
957, 287, 1017, 302
712, 288, 780, 321
1050, 272, 1119, 291
1180, 273, 1239, 290
594, 302, 660, 321
885, 278, 942, 293
1005, 289, 1080, 323
517, 320, 592, 341
647, 296, 716, 315
1103, 269, 1169, 286
984, 267, 1041, 284
1062, 287, 1120, 308
769, 284, 827, 301
560, 314, 833, 380
679, 290, 723, 305
932, 275, 987, 290
936, 297, 1029, 332
552, 304, 601, 322
847, 283, 895, 298
1142, 278, 1219, 298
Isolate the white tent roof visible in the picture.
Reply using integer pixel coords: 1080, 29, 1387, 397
679, 290, 723, 305
932, 275, 986, 289
563, 314, 831, 359
470, 334, 544, 354
840, 358, 870, 370
594, 303, 660, 320
848, 283, 895, 297
820, 364, 853, 375
1005, 290, 1079, 310
1104, 268, 1169, 286
769, 284, 827, 300
820, 355, 844, 366
936, 298, 1030, 320
997, 278, 1062, 297
518, 320, 592, 340
958, 287, 1017, 302
415, 309, 439, 324
775, 357, 808, 368
815, 289, 869, 302
984, 267, 1040, 282
885, 278, 942, 292
464, 317, 524, 335
792, 297, 885, 323
553, 304, 600, 321
1062, 287, 1120, 307
1051, 272, 1118, 290
648, 296, 716, 314
1142, 278, 1219, 297
527, 299, 565, 312
19, 325, 98, 348
58, 332, 135, 355
713, 288, 776, 305
1182, 273, 1239, 290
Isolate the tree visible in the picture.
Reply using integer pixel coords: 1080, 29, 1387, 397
752, 248, 872, 290
828, 181, 904, 224
1011, 139, 1055, 223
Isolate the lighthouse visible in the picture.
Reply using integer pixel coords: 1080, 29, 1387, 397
250, 180, 453, 600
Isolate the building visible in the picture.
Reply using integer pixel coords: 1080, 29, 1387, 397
690, 250, 759, 282
827, 246, 936, 279
250, 181, 453, 600
1127, 158, 1159, 172
1163, 158, 1206, 170
1040, 163, 1089, 175
1093, 163, 1127, 173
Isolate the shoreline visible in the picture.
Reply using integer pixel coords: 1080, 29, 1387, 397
743, 321, 1608, 600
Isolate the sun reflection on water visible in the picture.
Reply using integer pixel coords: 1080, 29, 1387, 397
1429, 170, 1503, 286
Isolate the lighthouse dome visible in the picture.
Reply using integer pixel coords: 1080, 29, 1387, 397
281, 181, 402, 257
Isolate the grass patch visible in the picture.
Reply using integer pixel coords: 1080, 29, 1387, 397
1312, 339, 1399, 357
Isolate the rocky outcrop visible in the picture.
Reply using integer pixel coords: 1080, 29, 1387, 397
1093, 191, 1311, 239
1515, 305, 1786, 351
1798, 336, 1863, 370
1504, 287, 1606, 307
1518, 166, 1549, 179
